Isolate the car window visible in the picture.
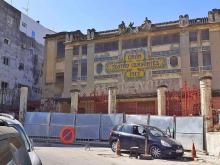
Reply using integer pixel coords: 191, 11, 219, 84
121, 125, 133, 133
9, 137, 32, 165
133, 125, 146, 135
0, 140, 15, 165
0, 127, 32, 165
11, 124, 30, 151
148, 127, 166, 137
114, 125, 122, 131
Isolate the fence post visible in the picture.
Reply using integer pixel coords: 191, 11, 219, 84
200, 76, 213, 132
70, 89, 80, 113
147, 114, 150, 125
19, 87, 28, 122
108, 87, 117, 114
47, 112, 52, 144
99, 113, 102, 141
173, 115, 176, 139
157, 85, 168, 116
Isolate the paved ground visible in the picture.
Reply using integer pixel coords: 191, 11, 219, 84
35, 145, 220, 165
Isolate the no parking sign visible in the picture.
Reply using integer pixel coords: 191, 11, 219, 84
59, 126, 75, 144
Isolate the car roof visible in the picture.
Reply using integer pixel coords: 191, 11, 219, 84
121, 123, 148, 127
0, 113, 21, 126
0, 126, 19, 141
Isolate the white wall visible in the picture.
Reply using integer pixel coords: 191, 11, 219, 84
19, 13, 54, 45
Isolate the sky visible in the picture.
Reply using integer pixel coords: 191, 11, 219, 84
4, 0, 220, 33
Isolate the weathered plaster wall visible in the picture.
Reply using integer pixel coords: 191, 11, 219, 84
0, 1, 47, 100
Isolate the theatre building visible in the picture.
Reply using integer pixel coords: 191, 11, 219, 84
43, 9, 220, 116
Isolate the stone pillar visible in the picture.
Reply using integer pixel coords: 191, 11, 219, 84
19, 87, 28, 122
157, 85, 167, 116
200, 76, 213, 132
108, 87, 117, 114
70, 89, 80, 113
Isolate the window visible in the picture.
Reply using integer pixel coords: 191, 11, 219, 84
189, 31, 197, 42
96, 63, 103, 74
30, 49, 34, 56
31, 31, 36, 39
202, 49, 211, 67
31, 40, 35, 48
81, 60, 87, 80
82, 45, 87, 55
11, 125, 30, 151
33, 54, 38, 65
1, 81, 8, 89
72, 60, 78, 80
201, 29, 209, 40
22, 22, 27, 28
57, 41, 65, 58
148, 127, 165, 137
56, 73, 64, 83
3, 57, 9, 65
122, 37, 147, 50
170, 56, 178, 67
190, 51, 198, 68
7, 15, 13, 26
18, 63, 24, 70
121, 125, 133, 134
152, 49, 179, 57
73, 46, 80, 55
133, 125, 146, 136
4, 38, 10, 45
95, 41, 118, 53
151, 33, 180, 46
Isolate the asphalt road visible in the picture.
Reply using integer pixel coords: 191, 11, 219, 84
34, 145, 220, 165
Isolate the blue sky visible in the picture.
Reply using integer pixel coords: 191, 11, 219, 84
4, 0, 220, 33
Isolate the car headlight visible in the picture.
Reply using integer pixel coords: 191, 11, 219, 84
161, 140, 171, 147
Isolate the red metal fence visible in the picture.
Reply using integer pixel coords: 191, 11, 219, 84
166, 82, 200, 116
117, 101, 156, 114
79, 91, 108, 113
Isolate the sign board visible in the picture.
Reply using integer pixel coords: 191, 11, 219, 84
105, 49, 167, 80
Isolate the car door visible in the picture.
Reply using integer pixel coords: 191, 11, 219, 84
131, 125, 146, 153
119, 124, 134, 150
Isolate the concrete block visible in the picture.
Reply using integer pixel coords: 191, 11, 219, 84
206, 132, 220, 156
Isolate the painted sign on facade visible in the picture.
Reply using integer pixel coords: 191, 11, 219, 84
105, 49, 167, 80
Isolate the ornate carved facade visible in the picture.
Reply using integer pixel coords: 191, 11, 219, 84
43, 9, 220, 113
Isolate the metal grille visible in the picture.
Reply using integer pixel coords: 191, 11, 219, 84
79, 90, 108, 113
0, 89, 20, 118
166, 82, 200, 116
117, 101, 156, 114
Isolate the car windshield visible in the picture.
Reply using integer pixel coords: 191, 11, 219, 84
10, 124, 31, 151
148, 127, 166, 137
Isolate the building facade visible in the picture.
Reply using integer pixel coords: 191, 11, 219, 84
43, 9, 220, 114
0, 0, 54, 103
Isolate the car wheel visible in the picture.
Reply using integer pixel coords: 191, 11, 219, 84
150, 145, 161, 159
111, 141, 117, 152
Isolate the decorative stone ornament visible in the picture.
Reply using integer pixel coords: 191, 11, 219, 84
118, 21, 126, 33
140, 17, 152, 31
208, 9, 220, 23
87, 28, 96, 39
179, 14, 189, 27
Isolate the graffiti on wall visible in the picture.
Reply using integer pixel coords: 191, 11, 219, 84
105, 49, 167, 80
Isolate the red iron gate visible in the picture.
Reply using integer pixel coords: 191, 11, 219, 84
117, 101, 156, 115
166, 82, 200, 116
79, 91, 108, 113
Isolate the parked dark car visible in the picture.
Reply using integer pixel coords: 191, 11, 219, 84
0, 125, 32, 165
109, 123, 184, 159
